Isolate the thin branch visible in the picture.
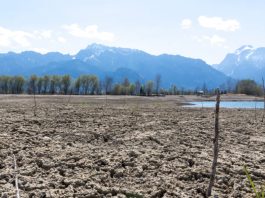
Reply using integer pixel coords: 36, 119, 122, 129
67, 89, 72, 105
13, 154, 20, 198
206, 88, 221, 197
33, 91, 37, 117
254, 95, 257, 123
105, 93, 108, 106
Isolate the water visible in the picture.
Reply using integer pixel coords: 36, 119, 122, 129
186, 101, 264, 109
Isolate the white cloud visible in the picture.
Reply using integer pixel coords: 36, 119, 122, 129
40, 30, 52, 39
203, 35, 226, 46
192, 36, 203, 43
33, 30, 52, 39
0, 34, 11, 47
193, 34, 227, 47
32, 48, 49, 54
181, 19, 192, 29
62, 24, 115, 42
198, 16, 240, 31
0, 26, 34, 48
0, 27, 55, 50
58, 36, 66, 43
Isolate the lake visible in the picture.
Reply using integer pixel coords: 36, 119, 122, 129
185, 101, 264, 109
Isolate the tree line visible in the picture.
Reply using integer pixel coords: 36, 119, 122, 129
0, 74, 165, 96
0, 74, 263, 96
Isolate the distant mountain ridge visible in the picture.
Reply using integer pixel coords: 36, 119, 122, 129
215, 45, 265, 82
0, 43, 230, 89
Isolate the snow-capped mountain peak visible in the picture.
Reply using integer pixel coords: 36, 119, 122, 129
215, 45, 265, 82
235, 45, 254, 55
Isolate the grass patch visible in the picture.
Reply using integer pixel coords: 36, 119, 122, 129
244, 165, 265, 198
125, 192, 144, 198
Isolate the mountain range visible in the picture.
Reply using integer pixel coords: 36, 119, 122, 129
1, 43, 263, 89
215, 45, 265, 82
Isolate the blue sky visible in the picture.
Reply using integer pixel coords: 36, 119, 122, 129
0, 0, 265, 64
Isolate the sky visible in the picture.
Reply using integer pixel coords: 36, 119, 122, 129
0, 0, 265, 64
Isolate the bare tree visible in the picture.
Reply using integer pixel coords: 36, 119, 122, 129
122, 77, 130, 105
29, 75, 38, 116
104, 76, 113, 95
61, 75, 71, 95
146, 81, 154, 96
104, 76, 113, 105
28, 75, 37, 94
207, 88, 221, 197
170, 84, 178, 95
51, 75, 62, 94
226, 78, 235, 93
36, 77, 43, 94
74, 77, 81, 95
135, 80, 141, 96
202, 82, 208, 95
90, 75, 99, 95
43, 75, 50, 94
13, 76, 25, 94
122, 77, 130, 95
155, 74, 161, 96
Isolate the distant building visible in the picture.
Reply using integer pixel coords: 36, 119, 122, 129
196, 90, 204, 96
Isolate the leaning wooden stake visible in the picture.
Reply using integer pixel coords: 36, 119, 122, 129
254, 96, 257, 123
13, 154, 20, 198
67, 89, 73, 106
206, 88, 221, 197
33, 92, 37, 117
261, 77, 265, 122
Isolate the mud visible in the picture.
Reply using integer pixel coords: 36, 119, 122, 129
0, 95, 264, 197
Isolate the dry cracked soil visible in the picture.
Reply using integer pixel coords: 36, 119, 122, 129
0, 95, 265, 198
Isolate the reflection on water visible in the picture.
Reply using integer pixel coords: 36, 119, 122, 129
185, 101, 264, 109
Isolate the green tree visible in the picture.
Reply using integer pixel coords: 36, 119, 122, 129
146, 81, 154, 96
80, 75, 89, 94
50, 75, 62, 94
49, 75, 61, 94
135, 80, 141, 96
61, 75, 71, 95
122, 77, 130, 95
37, 77, 43, 94
43, 75, 50, 94
129, 84, 136, 95
28, 75, 38, 94
112, 84, 122, 95
75, 77, 81, 95
90, 75, 99, 94
14, 76, 25, 94
1, 76, 10, 94
155, 74, 161, 95
104, 76, 113, 94
236, 79, 262, 96
170, 84, 178, 95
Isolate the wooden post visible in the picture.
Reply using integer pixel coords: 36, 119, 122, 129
254, 96, 257, 123
67, 89, 72, 105
206, 88, 221, 197
13, 154, 20, 198
33, 91, 37, 117
261, 77, 265, 122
